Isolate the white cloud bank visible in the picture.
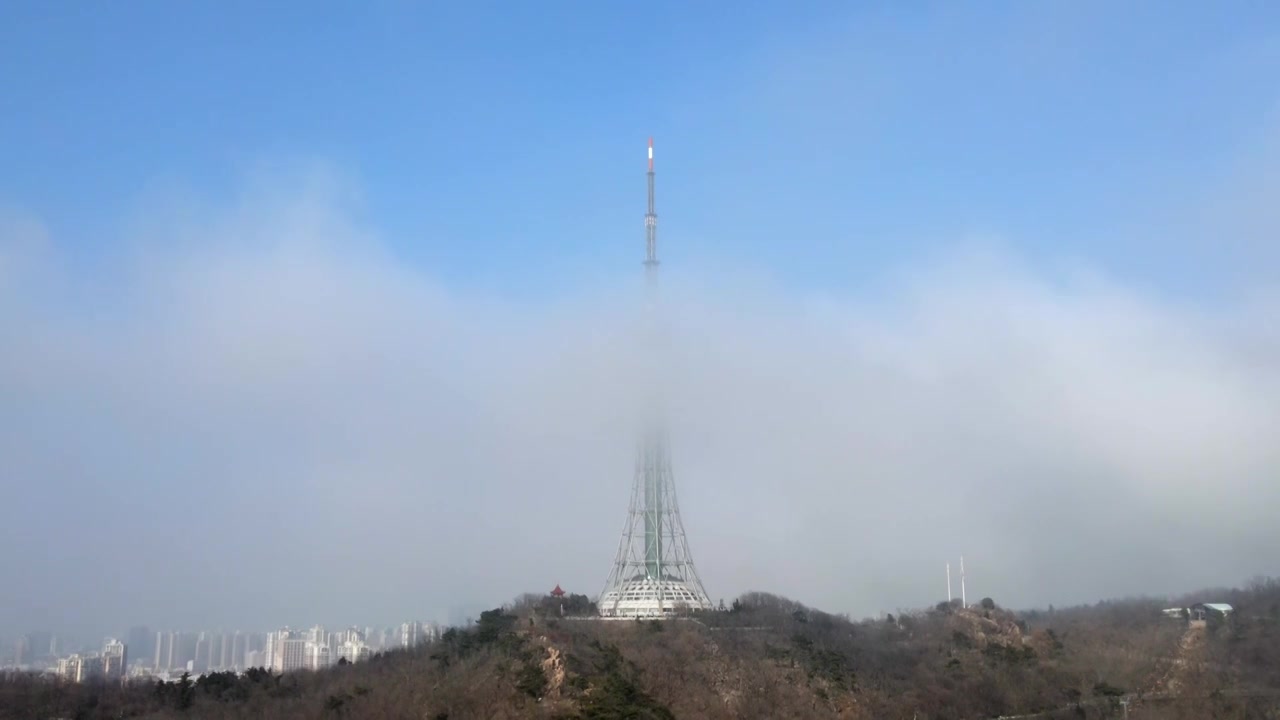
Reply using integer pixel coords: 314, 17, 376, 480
1, 178, 1278, 637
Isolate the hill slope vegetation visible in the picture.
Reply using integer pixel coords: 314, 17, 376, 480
4, 580, 1280, 719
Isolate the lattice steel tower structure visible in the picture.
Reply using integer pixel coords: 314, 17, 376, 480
599, 138, 713, 617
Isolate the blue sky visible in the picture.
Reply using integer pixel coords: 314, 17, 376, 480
4, 1, 1278, 295
3, 2, 1280, 636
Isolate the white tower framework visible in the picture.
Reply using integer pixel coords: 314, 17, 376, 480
599, 139, 713, 618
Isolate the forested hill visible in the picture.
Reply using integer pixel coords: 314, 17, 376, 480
4, 580, 1280, 720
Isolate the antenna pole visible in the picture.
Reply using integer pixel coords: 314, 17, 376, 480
960, 556, 967, 609
644, 137, 658, 287
641, 137, 661, 581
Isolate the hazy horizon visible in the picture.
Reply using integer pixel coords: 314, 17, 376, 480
3, 2, 1279, 640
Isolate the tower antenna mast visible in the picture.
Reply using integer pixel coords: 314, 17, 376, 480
599, 138, 712, 617
645, 137, 658, 284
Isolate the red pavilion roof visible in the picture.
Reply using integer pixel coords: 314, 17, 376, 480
550, 584, 566, 597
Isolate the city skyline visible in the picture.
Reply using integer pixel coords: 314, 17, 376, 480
3, 620, 444, 680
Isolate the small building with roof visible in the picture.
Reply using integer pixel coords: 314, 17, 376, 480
1190, 603, 1233, 621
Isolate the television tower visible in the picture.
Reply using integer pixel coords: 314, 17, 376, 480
599, 138, 713, 617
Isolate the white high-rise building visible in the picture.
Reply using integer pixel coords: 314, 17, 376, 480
193, 634, 209, 672
267, 629, 305, 673
335, 640, 370, 664
399, 622, 415, 648
305, 625, 327, 648
229, 632, 243, 670
218, 632, 231, 669
335, 627, 364, 646
306, 642, 331, 670
264, 630, 284, 670
280, 638, 307, 672
102, 639, 127, 681
58, 654, 104, 683
399, 621, 435, 648
153, 631, 168, 670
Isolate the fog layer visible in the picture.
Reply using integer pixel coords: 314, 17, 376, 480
1, 183, 1277, 636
